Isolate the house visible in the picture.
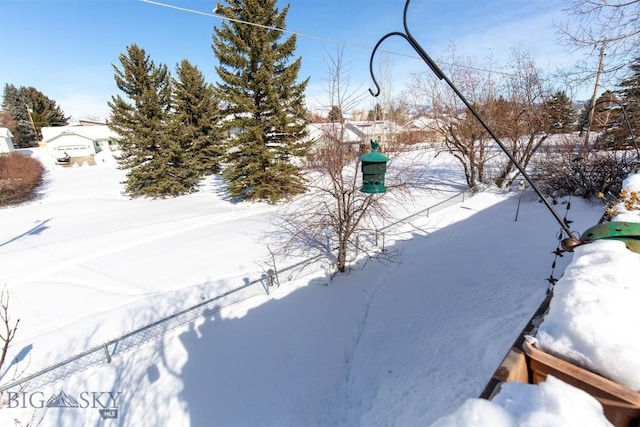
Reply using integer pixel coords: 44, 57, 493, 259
0, 127, 15, 154
307, 120, 406, 152
406, 116, 444, 142
41, 124, 119, 163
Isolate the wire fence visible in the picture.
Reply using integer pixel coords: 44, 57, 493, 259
0, 188, 471, 394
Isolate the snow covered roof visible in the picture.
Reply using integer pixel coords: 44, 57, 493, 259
41, 124, 119, 143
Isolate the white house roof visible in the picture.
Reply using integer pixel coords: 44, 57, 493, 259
41, 124, 119, 143
307, 122, 363, 144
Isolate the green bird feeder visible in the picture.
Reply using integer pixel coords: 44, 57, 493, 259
359, 140, 389, 194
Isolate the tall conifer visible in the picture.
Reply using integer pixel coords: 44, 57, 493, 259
172, 59, 223, 179
2, 84, 37, 147
615, 57, 640, 147
212, 0, 310, 202
109, 44, 188, 198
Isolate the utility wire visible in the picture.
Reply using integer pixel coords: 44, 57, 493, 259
139, 0, 518, 78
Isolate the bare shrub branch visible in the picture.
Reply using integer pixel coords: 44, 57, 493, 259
0, 288, 20, 374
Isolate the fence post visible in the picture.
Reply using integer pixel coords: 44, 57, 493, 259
103, 343, 112, 364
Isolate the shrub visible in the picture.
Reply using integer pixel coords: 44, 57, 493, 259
532, 135, 639, 199
0, 152, 45, 206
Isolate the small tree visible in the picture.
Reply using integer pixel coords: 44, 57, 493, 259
491, 48, 553, 188
275, 47, 420, 273
407, 46, 495, 188
543, 90, 576, 132
327, 105, 343, 123
0, 289, 19, 374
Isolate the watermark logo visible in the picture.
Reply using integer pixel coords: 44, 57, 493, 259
2, 390, 121, 420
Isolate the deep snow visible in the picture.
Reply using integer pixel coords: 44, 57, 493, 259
1, 147, 635, 426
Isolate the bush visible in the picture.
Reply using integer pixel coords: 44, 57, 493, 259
532, 135, 639, 199
0, 152, 45, 206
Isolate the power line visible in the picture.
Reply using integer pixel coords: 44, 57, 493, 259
139, 0, 518, 79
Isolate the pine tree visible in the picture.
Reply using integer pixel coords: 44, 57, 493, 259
172, 59, 224, 180
212, 0, 310, 202
543, 91, 575, 133
108, 44, 188, 198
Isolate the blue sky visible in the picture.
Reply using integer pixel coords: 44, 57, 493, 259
0, 0, 585, 120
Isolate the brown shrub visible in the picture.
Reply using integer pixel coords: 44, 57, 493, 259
0, 152, 45, 206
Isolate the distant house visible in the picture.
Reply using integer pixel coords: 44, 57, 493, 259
307, 120, 405, 152
41, 124, 119, 161
0, 127, 15, 154
406, 116, 444, 142
307, 122, 363, 150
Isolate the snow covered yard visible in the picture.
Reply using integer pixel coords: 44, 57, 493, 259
0, 147, 619, 426
431, 171, 640, 427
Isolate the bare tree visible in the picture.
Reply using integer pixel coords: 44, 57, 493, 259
274, 46, 422, 273
407, 46, 554, 189
0, 289, 19, 373
556, 0, 640, 100
406, 45, 496, 188
492, 48, 553, 188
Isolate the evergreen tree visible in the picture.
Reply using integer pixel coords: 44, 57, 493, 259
1, 85, 69, 145
367, 103, 382, 121
328, 105, 343, 122
212, 0, 310, 202
172, 59, 224, 179
2, 84, 37, 147
613, 56, 640, 149
543, 91, 575, 133
577, 99, 592, 132
108, 44, 186, 198
20, 86, 69, 130
591, 91, 619, 131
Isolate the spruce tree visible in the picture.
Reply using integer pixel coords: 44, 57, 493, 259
20, 86, 69, 141
577, 100, 592, 132
109, 44, 187, 198
543, 91, 575, 133
172, 59, 223, 180
614, 56, 640, 149
1, 84, 37, 147
212, 0, 310, 202
1, 85, 69, 145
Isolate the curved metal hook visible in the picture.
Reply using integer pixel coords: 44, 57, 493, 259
368, 32, 411, 97
366, 0, 575, 238
368, 0, 444, 97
